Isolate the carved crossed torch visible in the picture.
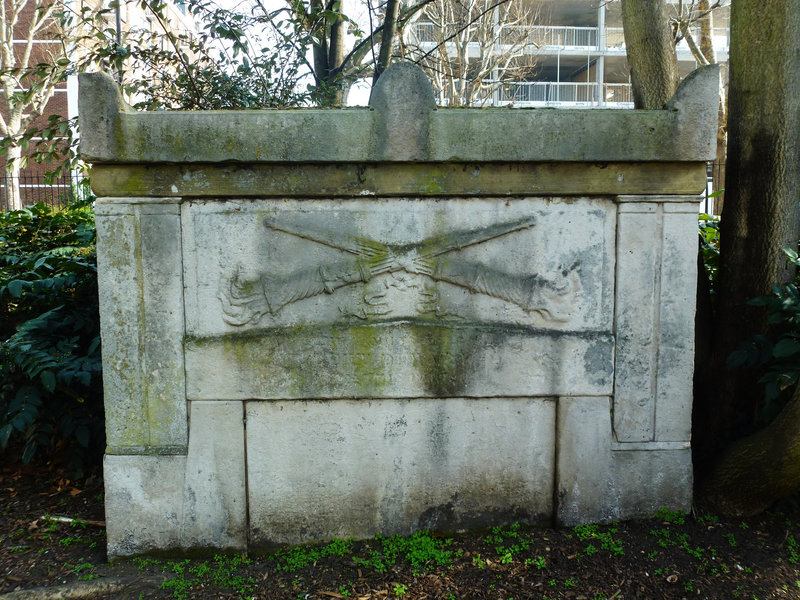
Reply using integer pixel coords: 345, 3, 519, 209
220, 215, 580, 326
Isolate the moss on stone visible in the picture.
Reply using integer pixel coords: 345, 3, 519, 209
411, 323, 477, 397
347, 324, 387, 396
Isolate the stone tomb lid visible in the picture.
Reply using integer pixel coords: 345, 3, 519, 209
79, 62, 719, 165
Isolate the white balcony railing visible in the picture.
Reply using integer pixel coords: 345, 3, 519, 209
608, 26, 729, 54
410, 22, 437, 44
501, 25, 598, 48
409, 23, 729, 54
495, 81, 633, 107
409, 24, 600, 49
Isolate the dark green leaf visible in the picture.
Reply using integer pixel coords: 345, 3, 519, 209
7, 279, 25, 297
773, 338, 800, 358
0, 424, 12, 449
21, 439, 37, 463
75, 425, 90, 448
726, 348, 750, 369
40, 370, 56, 392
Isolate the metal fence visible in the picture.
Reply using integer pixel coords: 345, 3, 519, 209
409, 23, 601, 49
409, 22, 437, 44
501, 25, 598, 48
0, 171, 88, 212
497, 81, 633, 106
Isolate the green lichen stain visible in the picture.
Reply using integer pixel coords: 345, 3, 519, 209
352, 238, 390, 274
412, 165, 446, 194
112, 377, 149, 448
101, 216, 150, 448
217, 329, 288, 392
102, 167, 148, 196
203, 322, 389, 398
346, 325, 387, 396
116, 121, 151, 161
407, 210, 479, 397
411, 324, 478, 397
134, 212, 152, 447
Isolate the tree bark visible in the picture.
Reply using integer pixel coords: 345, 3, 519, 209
326, 0, 346, 105
373, 0, 400, 86
5, 146, 22, 211
695, 0, 727, 214
713, 67, 727, 215
311, 0, 331, 99
697, 0, 716, 64
620, 0, 678, 109
328, 0, 345, 70
703, 0, 800, 462
703, 382, 800, 516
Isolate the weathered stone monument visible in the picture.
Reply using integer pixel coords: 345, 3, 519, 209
81, 63, 718, 557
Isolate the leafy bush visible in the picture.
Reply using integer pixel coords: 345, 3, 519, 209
68, 0, 314, 111
727, 248, 800, 424
699, 212, 720, 289
0, 197, 103, 470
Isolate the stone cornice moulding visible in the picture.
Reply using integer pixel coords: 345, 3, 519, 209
78, 62, 719, 165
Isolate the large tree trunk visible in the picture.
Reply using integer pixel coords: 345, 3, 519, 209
702, 0, 800, 458
620, 0, 678, 109
703, 382, 800, 516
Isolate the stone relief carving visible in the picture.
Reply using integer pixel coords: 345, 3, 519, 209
219, 216, 580, 326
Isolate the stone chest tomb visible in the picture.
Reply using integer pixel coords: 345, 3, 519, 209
81, 63, 718, 557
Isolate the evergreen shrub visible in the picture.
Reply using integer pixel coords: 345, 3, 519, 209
0, 195, 103, 471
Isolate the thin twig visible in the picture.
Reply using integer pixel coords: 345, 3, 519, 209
38, 515, 105, 527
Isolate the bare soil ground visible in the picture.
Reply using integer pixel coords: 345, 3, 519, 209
3, 459, 800, 600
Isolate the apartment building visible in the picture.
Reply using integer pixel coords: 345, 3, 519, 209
407, 0, 730, 108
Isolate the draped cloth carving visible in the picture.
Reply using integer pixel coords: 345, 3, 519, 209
219, 216, 580, 326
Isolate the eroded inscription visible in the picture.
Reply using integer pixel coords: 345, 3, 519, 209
219, 216, 580, 327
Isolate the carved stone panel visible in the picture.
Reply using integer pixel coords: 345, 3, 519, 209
183, 198, 615, 399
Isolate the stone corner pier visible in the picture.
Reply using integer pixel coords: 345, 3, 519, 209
80, 62, 719, 558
